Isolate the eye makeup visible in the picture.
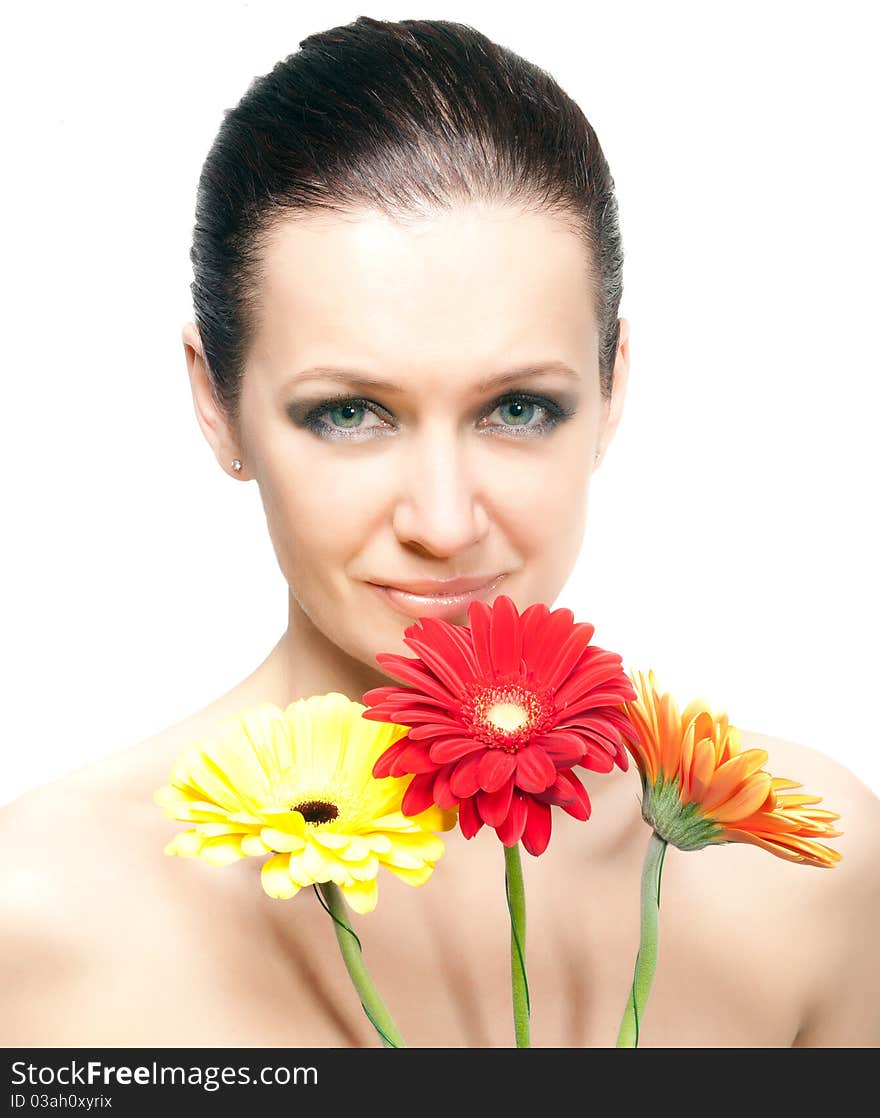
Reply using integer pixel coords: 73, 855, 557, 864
286, 390, 578, 442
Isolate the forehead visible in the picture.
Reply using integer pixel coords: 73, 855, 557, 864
250, 202, 597, 379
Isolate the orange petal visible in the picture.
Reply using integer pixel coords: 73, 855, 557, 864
700, 750, 769, 814
771, 776, 802, 792
679, 719, 697, 802
723, 827, 842, 867
709, 771, 773, 823
658, 692, 683, 779
689, 737, 721, 804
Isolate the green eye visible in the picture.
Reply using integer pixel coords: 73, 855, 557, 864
497, 399, 536, 426
295, 390, 573, 441
329, 403, 366, 429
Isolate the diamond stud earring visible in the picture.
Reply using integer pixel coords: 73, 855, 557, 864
231, 458, 242, 472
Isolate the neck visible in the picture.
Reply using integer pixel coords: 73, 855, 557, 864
255, 590, 396, 708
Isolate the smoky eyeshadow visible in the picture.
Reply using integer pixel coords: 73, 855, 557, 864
285, 388, 581, 439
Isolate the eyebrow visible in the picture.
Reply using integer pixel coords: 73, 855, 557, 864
284, 362, 581, 393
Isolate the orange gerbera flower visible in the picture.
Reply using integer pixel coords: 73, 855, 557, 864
623, 669, 842, 867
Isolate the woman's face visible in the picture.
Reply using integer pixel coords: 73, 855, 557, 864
187, 201, 629, 668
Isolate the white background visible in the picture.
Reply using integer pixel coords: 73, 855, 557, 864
2, 0, 877, 803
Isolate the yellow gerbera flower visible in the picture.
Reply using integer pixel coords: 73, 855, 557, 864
623, 669, 842, 867
154, 692, 457, 913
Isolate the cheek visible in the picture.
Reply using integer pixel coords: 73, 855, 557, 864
487, 434, 591, 537
255, 450, 365, 581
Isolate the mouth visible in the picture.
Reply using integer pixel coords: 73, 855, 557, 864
365, 572, 508, 621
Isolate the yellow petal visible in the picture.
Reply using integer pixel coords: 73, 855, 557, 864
386, 863, 435, 887
342, 877, 379, 914
260, 826, 307, 853
261, 853, 301, 899
262, 811, 307, 836
367, 833, 393, 855
408, 804, 458, 833
384, 830, 446, 864
198, 822, 252, 838
312, 830, 352, 850
198, 834, 247, 865
338, 836, 370, 861
347, 855, 380, 881
304, 839, 348, 884
287, 851, 317, 887
241, 834, 271, 856
164, 829, 204, 857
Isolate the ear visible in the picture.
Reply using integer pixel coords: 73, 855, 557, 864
182, 322, 250, 480
594, 317, 631, 469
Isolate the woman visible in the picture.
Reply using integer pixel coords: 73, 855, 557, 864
3, 15, 878, 1048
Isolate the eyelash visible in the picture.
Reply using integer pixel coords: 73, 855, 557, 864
296, 392, 574, 441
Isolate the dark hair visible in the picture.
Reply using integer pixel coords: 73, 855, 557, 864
189, 16, 624, 428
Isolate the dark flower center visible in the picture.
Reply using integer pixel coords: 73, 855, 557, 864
461, 680, 555, 753
291, 800, 339, 825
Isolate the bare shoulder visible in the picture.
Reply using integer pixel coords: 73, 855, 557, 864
0, 688, 263, 1046
739, 728, 880, 1046
739, 727, 880, 867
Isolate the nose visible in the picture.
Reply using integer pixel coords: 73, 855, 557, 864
391, 423, 490, 557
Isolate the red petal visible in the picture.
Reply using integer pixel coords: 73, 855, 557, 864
432, 766, 459, 810
518, 602, 551, 667
556, 770, 591, 821
556, 689, 638, 719
576, 733, 628, 770
558, 712, 623, 740
489, 595, 523, 677
577, 746, 616, 774
372, 738, 410, 779
392, 711, 463, 731
496, 791, 529, 845
458, 796, 483, 839
478, 749, 517, 793
429, 736, 484, 763
373, 654, 458, 705
543, 623, 598, 691
561, 727, 626, 762
521, 798, 552, 856
404, 632, 474, 699
449, 751, 486, 798
526, 606, 578, 682
477, 780, 514, 827
531, 731, 587, 766
559, 704, 637, 741
534, 774, 576, 807
401, 772, 438, 816
515, 745, 557, 793
417, 616, 480, 677
552, 650, 631, 708
391, 742, 437, 775
361, 685, 407, 708
466, 599, 497, 680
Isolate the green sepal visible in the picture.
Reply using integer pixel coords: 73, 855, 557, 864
641, 776, 724, 851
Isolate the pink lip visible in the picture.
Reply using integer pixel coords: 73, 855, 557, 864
367, 573, 508, 620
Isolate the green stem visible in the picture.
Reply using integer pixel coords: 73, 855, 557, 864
504, 842, 531, 1048
616, 830, 667, 1048
315, 882, 407, 1048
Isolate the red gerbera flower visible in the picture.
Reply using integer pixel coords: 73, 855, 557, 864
362, 595, 637, 856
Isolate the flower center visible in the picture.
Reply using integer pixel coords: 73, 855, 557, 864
486, 701, 529, 732
462, 680, 555, 753
291, 799, 339, 826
